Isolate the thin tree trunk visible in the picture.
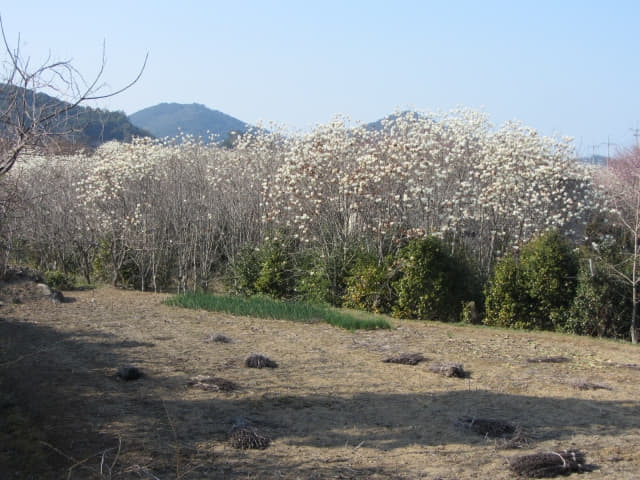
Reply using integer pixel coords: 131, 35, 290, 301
632, 286, 638, 344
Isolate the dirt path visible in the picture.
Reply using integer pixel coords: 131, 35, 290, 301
1, 287, 639, 479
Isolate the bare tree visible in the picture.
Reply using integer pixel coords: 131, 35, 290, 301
595, 145, 640, 344
0, 15, 147, 175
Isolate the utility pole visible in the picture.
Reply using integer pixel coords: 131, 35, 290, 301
632, 126, 640, 148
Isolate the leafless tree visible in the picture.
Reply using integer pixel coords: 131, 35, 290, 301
0, 15, 147, 175
595, 145, 640, 344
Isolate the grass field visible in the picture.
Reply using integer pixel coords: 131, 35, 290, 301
0, 285, 639, 479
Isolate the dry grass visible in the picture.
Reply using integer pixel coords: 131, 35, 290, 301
0, 286, 639, 479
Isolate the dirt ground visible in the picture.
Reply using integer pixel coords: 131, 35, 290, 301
0, 284, 639, 479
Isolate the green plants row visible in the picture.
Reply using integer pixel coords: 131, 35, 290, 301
164, 292, 391, 331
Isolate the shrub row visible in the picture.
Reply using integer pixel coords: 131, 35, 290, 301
230, 229, 632, 339
233, 235, 482, 324
484, 230, 631, 338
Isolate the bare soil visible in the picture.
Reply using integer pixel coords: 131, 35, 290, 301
0, 286, 639, 479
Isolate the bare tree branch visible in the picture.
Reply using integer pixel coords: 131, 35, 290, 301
0, 15, 148, 176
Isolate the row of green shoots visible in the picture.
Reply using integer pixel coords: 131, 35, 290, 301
164, 292, 391, 331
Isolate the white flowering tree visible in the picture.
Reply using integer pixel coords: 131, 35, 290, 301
260, 110, 595, 277
5, 107, 598, 301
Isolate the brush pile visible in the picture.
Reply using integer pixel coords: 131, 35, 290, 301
428, 362, 466, 377
229, 418, 270, 449
458, 416, 516, 437
245, 353, 278, 368
187, 375, 238, 392
509, 450, 592, 478
570, 379, 611, 391
526, 356, 569, 363
117, 365, 143, 381
457, 416, 530, 448
383, 353, 425, 365
206, 333, 232, 343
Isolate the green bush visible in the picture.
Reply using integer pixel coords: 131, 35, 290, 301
253, 239, 296, 298
566, 259, 632, 338
295, 251, 333, 304
44, 270, 75, 290
231, 245, 262, 295
483, 254, 530, 328
231, 239, 296, 299
391, 237, 480, 322
484, 230, 578, 331
343, 253, 397, 314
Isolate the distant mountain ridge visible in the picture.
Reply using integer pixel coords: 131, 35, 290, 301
0, 84, 152, 148
128, 103, 249, 143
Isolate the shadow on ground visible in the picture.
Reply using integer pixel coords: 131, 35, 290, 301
1, 315, 637, 479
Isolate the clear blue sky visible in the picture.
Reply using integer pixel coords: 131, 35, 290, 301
2, 1, 638, 156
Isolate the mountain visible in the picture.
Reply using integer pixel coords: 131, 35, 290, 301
128, 103, 249, 143
0, 84, 153, 148
366, 111, 428, 131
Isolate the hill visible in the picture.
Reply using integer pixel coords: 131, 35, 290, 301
0, 84, 153, 148
129, 103, 249, 143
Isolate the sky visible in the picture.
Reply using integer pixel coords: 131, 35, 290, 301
1, 1, 639, 156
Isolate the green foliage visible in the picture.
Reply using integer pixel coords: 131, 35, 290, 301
295, 250, 333, 304
164, 292, 391, 330
484, 230, 578, 331
231, 246, 262, 295
312, 244, 365, 307
565, 259, 632, 338
44, 270, 75, 290
484, 254, 529, 328
231, 239, 296, 299
391, 237, 480, 322
254, 239, 296, 298
343, 253, 397, 314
